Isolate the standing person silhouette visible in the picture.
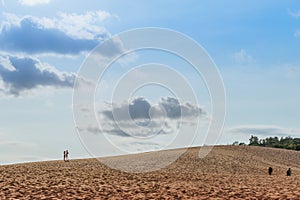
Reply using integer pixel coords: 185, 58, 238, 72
287, 168, 292, 176
63, 150, 66, 161
65, 150, 69, 162
268, 167, 273, 175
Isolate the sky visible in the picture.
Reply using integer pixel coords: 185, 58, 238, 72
0, 0, 300, 164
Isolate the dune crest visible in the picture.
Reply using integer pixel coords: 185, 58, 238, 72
1, 146, 300, 199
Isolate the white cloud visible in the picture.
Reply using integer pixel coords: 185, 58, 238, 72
294, 30, 300, 37
18, 0, 51, 6
78, 97, 206, 138
55, 11, 113, 40
285, 65, 300, 78
0, 54, 76, 95
288, 9, 300, 38
100, 97, 204, 121
7, 10, 114, 40
0, 12, 119, 55
233, 49, 253, 64
288, 9, 300, 18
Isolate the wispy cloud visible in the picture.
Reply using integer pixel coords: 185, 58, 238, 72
226, 125, 300, 138
294, 30, 300, 37
288, 9, 300, 18
0, 140, 36, 147
285, 65, 300, 78
288, 9, 300, 38
0, 54, 76, 96
53, 11, 113, 39
233, 49, 253, 64
18, 0, 51, 6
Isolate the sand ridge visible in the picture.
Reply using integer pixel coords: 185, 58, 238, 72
1, 145, 300, 199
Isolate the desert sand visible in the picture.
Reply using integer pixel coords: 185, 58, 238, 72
1, 145, 300, 199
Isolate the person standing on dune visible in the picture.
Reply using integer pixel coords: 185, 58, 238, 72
65, 150, 69, 162
268, 167, 273, 175
63, 150, 66, 161
287, 168, 291, 176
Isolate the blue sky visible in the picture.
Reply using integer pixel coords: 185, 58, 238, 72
0, 0, 300, 164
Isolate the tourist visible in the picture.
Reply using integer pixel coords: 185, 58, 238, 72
63, 150, 66, 161
268, 167, 273, 175
286, 168, 291, 176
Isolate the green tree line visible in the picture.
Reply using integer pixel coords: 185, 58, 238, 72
249, 135, 300, 150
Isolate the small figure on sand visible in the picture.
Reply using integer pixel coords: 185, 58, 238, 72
268, 167, 273, 175
286, 168, 291, 176
63, 150, 69, 162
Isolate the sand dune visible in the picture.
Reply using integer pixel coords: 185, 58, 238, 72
1, 145, 300, 199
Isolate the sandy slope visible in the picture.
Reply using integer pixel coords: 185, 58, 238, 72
1, 145, 300, 199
